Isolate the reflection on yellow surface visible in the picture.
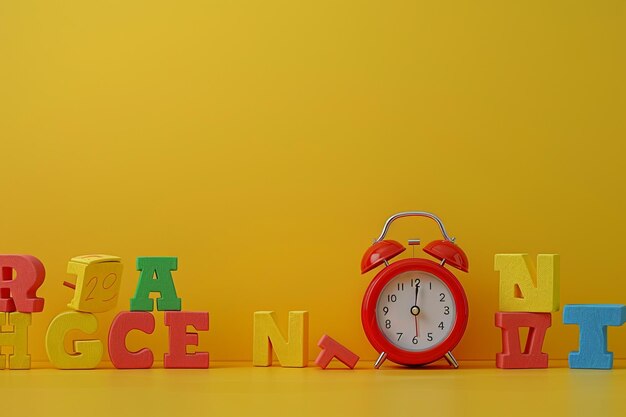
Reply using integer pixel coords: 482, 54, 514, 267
2, 361, 625, 417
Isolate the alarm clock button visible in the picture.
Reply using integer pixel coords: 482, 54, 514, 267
423, 240, 469, 272
361, 240, 406, 273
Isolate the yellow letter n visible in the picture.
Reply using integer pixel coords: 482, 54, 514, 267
253, 311, 308, 367
495, 254, 560, 312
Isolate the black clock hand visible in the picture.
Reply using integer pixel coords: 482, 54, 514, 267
413, 280, 420, 337
414, 280, 419, 306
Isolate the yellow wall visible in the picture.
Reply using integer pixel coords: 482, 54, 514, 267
0, 1, 625, 363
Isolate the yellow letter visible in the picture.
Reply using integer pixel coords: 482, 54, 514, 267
0, 312, 31, 369
66, 254, 123, 313
46, 311, 103, 369
253, 311, 308, 367
495, 254, 560, 312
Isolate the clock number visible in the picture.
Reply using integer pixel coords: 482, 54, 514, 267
411, 279, 420, 288
387, 294, 397, 303
397, 283, 404, 291
427, 332, 433, 342
444, 306, 450, 315
383, 306, 389, 316
429, 282, 432, 290
412, 336, 418, 345
396, 332, 403, 341
438, 321, 444, 330
385, 319, 391, 329
439, 293, 445, 302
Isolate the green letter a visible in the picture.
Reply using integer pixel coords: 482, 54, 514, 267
130, 257, 182, 311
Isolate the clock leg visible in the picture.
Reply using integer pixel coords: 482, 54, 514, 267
374, 351, 387, 369
444, 351, 459, 368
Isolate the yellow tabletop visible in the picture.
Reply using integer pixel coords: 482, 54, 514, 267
3, 360, 625, 417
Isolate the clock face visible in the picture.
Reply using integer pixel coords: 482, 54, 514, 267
375, 270, 456, 352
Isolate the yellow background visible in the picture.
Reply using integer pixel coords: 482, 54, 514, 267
1, 0, 625, 364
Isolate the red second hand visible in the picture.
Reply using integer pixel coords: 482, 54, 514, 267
414, 315, 419, 337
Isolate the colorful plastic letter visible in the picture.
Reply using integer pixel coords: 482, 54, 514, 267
164, 311, 209, 368
495, 254, 560, 312
129, 257, 181, 311
0, 312, 31, 369
65, 254, 123, 313
108, 311, 155, 369
315, 334, 359, 369
0, 255, 45, 312
563, 304, 626, 369
45, 311, 103, 369
253, 311, 309, 367
495, 312, 551, 369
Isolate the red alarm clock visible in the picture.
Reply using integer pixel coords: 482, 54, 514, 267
360, 212, 469, 369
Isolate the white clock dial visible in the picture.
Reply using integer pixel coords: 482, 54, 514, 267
376, 270, 456, 351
